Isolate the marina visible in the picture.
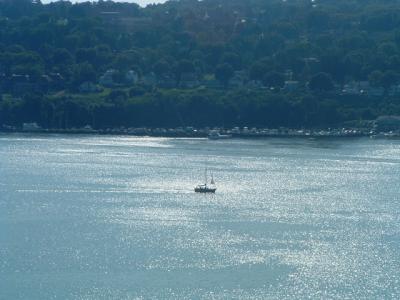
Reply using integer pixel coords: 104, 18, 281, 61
3, 123, 398, 138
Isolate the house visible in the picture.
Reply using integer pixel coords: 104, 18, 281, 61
56, 18, 68, 26
246, 80, 264, 89
342, 81, 384, 96
229, 70, 247, 88
284, 69, 294, 80
358, 81, 372, 94
303, 57, 320, 64
125, 70, 139, 85
342, 82, 361, 95
157, 73, 176, 88
201, 74, 222, 89
368, 86, 385, 97
303, 57, 320, 74
79, 82, 100, 93
140, 72, 157, 86
99, 12, 121, 24
100, 12, 152, 31
48, 73, 65, 90
119, 17, 152, 31
39, 75, 52, 92
10, 74, 35, 95
202, 78, 221, 89
283, 80, 300, 92
179, 72, 199, 88
99, 69, 117, 87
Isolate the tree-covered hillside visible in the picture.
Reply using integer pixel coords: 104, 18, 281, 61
1, 0, 400, 129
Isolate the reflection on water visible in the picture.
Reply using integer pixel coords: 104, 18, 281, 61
1, 134, 400, 299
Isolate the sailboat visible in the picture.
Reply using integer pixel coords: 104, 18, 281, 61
194, 168, 217, 193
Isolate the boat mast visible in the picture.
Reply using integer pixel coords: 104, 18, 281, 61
205, 167, 207, 185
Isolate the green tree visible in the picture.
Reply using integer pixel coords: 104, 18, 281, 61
52, 48, 73, 66
381, 70, 399, 89
249, 60, 268, 81
369, 71, 384, 87
177, 60, 195, 74
222, 52, 242, 70
108, 89, 127, 105
309, 72, 334, 92
153, 60, 170, 77
76, 48, 97, 65
113, 51, 142, 72
262, 71, 285, 88
215, 63, 234, 87
72, 63, 96, 86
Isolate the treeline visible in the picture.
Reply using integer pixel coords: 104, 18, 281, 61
1, 0, 400, 128
2, 88, 396, 129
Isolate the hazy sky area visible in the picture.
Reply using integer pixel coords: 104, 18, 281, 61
41, 0, 167, 7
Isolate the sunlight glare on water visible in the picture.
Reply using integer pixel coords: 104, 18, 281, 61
1, 134, 400, 299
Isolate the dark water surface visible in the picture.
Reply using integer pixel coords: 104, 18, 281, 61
1, 134, 400, 299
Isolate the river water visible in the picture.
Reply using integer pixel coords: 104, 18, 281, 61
1, 134, 400, 299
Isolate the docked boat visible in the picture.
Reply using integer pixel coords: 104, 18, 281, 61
194, 169, 216, 193
208, 130, 232, 140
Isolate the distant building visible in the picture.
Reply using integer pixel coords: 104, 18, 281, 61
284, 69, 294, 81
56, 18, 68, 26
125, 70, 139, 85
342, 81, 384, 96
179, 72, 199, 88
99, 69, 117, 87
229, 70, 247, 88
201, 78, 221, 89
79, 82, 100, 93
368, 86, 385, 97
38, 75, 52, 92
303, 57, 320, 74
141, 72, 157, 86
358, 81, 372, 94
99, 12, 121, 23
342, 82, 361, 95
48, 73, 65, 90
99, 12, 152, 31
157, 73, 176, 88
283, 80, 299, 92
246, 80, 263, 89
303, 57, 320, 64
119, 17, 152, 31
10, 74, 35, 95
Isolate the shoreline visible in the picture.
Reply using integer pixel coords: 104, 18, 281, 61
1, 126, 396, 139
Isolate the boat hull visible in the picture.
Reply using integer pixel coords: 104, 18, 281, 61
208, 134, 232, 140
194, 187, 216, 193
